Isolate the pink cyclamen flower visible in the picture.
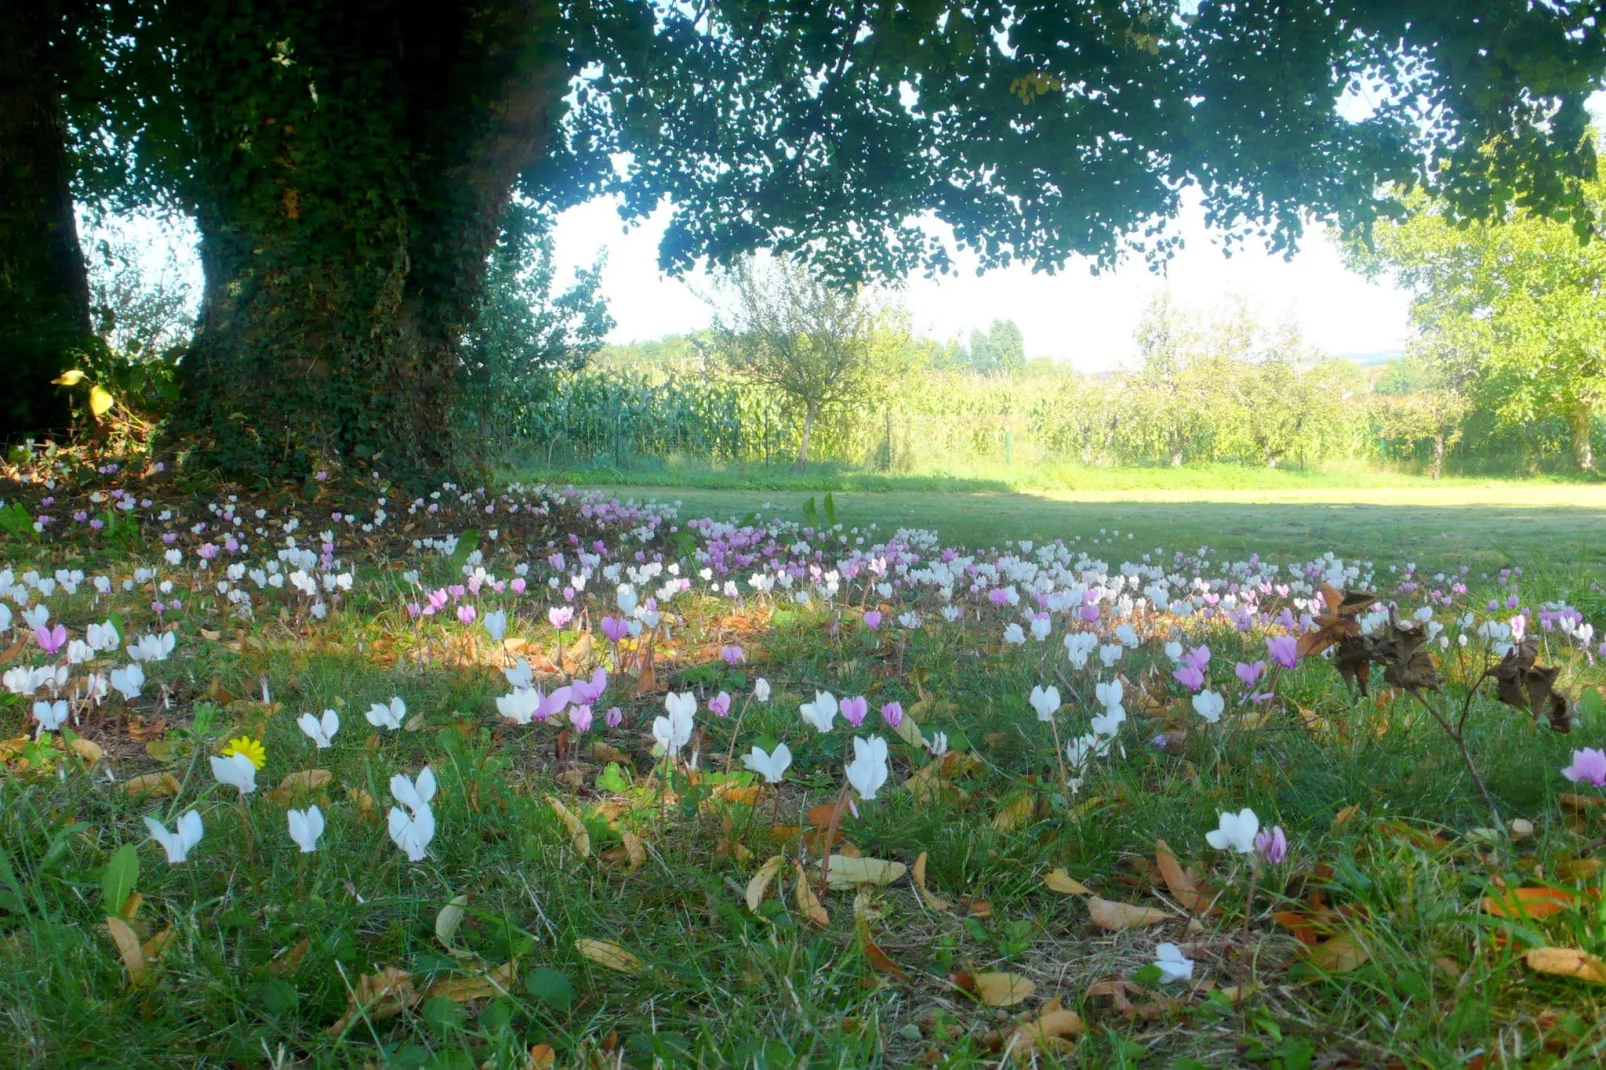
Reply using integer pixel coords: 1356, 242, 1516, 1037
456, 605, 477, 626
1267, 635, 1298, 670
1235, 660, 1266, 687
1562, 748, 1606, 787
720, 644, 745, 665
1254, 825, 1288, 864
35, 624, 67, 654
863, 610, 882, 631
880, 701, 903, 728
600, 615, 628, 643
1173, 665, 1205, 692
604, 706, 623, 728
570, 705, 594, 732
841, 695, 869, 727
549, 605, 574, 629
708, 691, 732, 717
510, 577, 527, 594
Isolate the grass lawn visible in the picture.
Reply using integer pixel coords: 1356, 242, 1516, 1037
5, 464, 1606, 1067
581, 480, 1606, 582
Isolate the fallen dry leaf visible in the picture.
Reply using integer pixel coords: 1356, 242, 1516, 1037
69, 737, 105, 764
912, 851, 951, 911
1043, 868, 1092, 896
105, 915, 147, 987
854, 910, 909, 984
526, 1044, 557, 1070
972, 971, 1036, 1007
824, 855, 906, 890
1482, 886, 1578, 920
794, 862, 828, 926
1304, 934, 1369, 973
1154, 840, 1215, 914
1524, 947, 1606, 984
328, 967, 416, 1034
423, 960, 518, 1002
1086, 896, 1170, 931
746, 855, 785, 914
996, 997, 1085, 1056
123, 773, 181, 799
549, 796, 591, 858
575, 938, 641, 973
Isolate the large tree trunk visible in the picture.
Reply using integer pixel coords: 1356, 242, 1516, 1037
1565, 403, 1596, 473
169, 0, 566, 477
0, 0, 95, 444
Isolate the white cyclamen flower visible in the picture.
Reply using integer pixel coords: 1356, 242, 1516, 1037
297, 708, 340, 748
1029, 684, 1061, 722
743, 743, 792, 784
211, 752, 258, 795
287, 806, 326, 853
1192, 689, 1225, 724
845, 736, 890, 800
145, 810, 204, 863
1153, 942, 1195, 983
1206, 808, 1261, 854
799, 690, 838, 733
367, 696, 406, 730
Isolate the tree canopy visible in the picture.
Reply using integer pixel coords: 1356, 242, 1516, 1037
6, 0, 1606, 472
1351, 161, 1606, 471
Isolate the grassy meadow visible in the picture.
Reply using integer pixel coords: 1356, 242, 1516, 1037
3, 460, 1606, 1068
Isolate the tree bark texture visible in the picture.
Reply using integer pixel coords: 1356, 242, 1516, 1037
171, 0, 567, 477
0, 0, 94, 443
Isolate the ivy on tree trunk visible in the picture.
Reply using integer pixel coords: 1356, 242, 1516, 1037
169, 0, 568, 477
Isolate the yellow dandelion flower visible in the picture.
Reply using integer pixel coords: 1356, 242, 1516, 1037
222, 735, 266, 769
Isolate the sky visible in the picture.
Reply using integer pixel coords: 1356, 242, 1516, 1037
548, 192, 1414, 372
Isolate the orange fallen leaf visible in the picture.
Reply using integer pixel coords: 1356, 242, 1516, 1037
328, 967, 416, 1034
105, 916, 147, 987
1482, 886, 1577, 920
746, 855, 784, 914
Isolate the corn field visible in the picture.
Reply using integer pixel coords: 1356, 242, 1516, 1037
517, 364, 1594, 474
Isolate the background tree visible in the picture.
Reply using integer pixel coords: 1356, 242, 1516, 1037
1350, 170, 1606, 472
987, 320, 1027, 376
30, 0, 1606, 471
0, 0, 98, 442
456, 199, 613, 461
712, 256, 908, 469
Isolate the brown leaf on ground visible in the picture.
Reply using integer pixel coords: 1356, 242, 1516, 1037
1482, 886, 1580, 920
1043, 868, 1092, 896
971, 971, 1035, 1007
1304, 934, 1369, 973
1525, 947, 1606, 984
328, 967, 416, 1034
912, 851, 951, 911
1154, 840, 1215, 914
794, 862, 828, 926
1086, 896, 1170, 931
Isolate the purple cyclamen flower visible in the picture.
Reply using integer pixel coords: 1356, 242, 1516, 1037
720, 644, 745, 665
548, 605, 574, 629
708, 691, 731, 717
1173, 665, 1205, 692
604, 706, 623, 728
1235, 660, 1266, 687
35, 624, 67, 654
457, 605, 477, 625
510, 577, 527, 594
841, 695, 869, 727
601, 615, 628, 643
880, 701, 904, 729
1254, 825, 1288, 864
1562, 748, 1606, 787
570, 705, 594, 732
863, 610, 882, 631
1267, 634, 1298, 670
